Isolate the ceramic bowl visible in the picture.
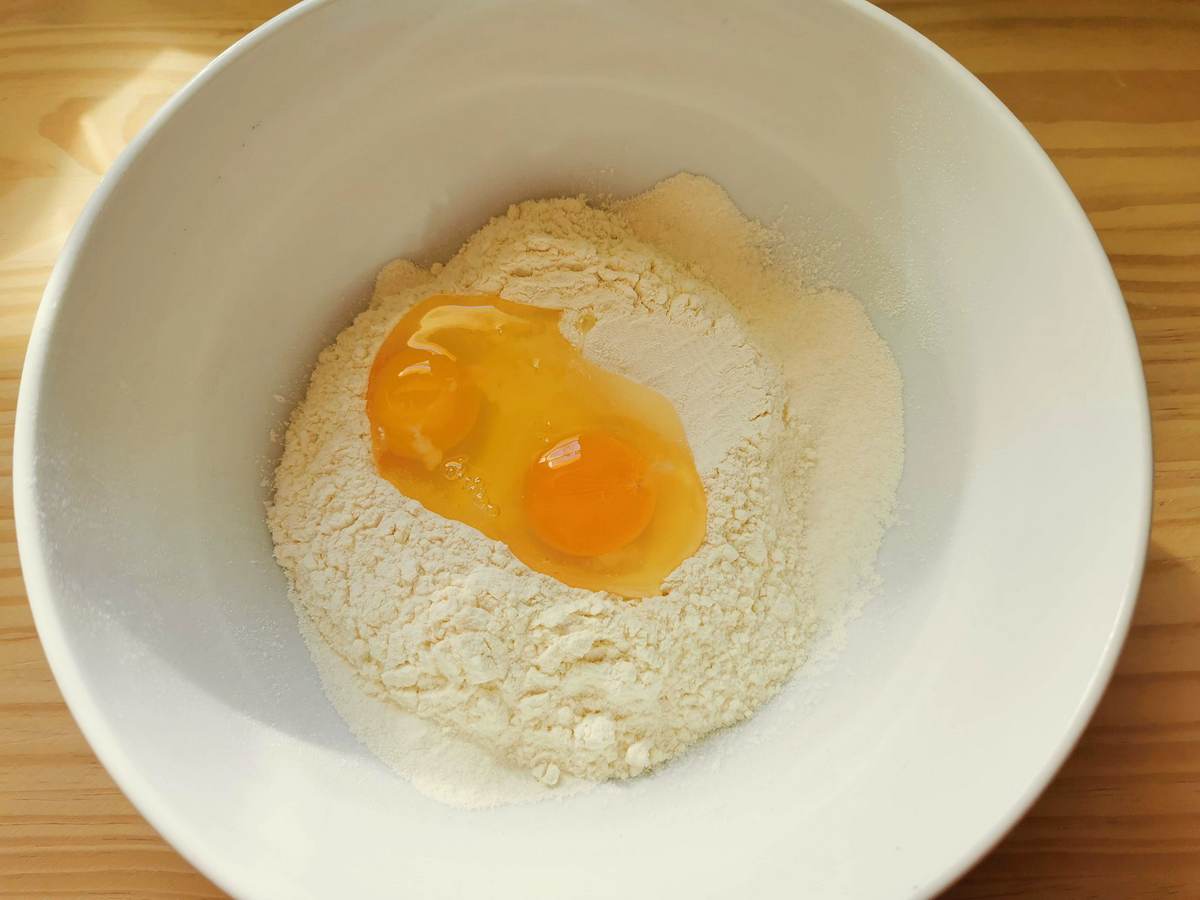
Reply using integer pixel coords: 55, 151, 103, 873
15, 1, 1151, 897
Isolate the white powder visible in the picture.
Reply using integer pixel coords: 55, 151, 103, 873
298, 615, 597, 807
620, 175, 905, 626
268, 174, 904, 806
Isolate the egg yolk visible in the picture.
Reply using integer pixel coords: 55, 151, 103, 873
365, 293, 706, 597
370, 351, 480, 469
525, 432, 657, 557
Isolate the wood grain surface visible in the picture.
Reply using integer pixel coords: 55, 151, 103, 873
1, 1, 1197, 897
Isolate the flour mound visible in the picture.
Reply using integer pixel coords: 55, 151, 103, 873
268, 175, 904, 796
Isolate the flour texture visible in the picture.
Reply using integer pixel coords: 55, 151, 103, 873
268, 174, 904, 800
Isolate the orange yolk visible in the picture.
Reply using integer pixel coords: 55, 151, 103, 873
524, 432, 657, 557
369, 351, 480, 469
364, 293, 707, 597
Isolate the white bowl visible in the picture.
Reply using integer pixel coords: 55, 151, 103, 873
15, 1, 1151, 897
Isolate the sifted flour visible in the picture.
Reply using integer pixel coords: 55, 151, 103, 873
620, 176, 905, 630
268, 174, 904, 805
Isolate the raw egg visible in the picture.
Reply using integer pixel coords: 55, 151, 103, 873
365, 294, 706, 597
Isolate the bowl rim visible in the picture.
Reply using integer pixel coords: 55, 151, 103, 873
13, 1, 1153, 897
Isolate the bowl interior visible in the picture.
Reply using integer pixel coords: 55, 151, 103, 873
17, 1, 1148, 898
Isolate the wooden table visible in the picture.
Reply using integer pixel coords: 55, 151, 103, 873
1, 1, 1196, 896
